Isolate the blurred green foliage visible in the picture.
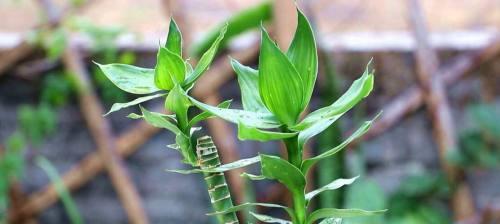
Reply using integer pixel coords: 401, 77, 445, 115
448, 103, 500, 168
386, 173, 451, 224
0, 132, 26, 222
18, 103, 56, 147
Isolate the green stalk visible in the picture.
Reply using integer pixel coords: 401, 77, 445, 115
283, 135, 302, 168
197, 136, 239, 224
283, 134, 307, 224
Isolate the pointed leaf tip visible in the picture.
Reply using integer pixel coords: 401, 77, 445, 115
166, 18, 183, 56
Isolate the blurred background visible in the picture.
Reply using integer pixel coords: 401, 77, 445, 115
0, 0, 499, 223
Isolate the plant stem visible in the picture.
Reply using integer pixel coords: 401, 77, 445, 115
283, 135, 302, 168
283, 134, 307, 224
197, 136, 239, 224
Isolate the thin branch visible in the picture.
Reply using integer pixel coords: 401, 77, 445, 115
63, 44, 149, 223
408, 0, 473, 220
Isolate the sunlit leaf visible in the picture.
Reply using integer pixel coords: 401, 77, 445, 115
166, 18, 182, 56
96, 63, 160, 94
250, 212, 292, 224
154, 47, 186, 90
259, 27, 304, 126
166, 155, 260, 174
287, 8, 318, 110
306, 176, 359, 203
184, 24, 228, 86
231, 58, 267, 112
307, 208, 386, 224
238, 123, 297, 142
292, 61, 374, 131
104, 93, 166, 116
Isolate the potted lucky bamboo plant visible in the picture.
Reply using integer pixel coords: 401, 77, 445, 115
98, 3, 385, 224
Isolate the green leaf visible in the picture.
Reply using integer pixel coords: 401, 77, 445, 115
250, 212, 292, 224
140, 105, 181, 134
259, 27, 304, 126
166, 155, 260, 174
287, 8, 318, 110
184, 24, 228, 86
301, 117, 377, 173
260, 154, 306, 196
208, 202, 294, 219
307, 208, 386, 224
319, 218, 343, 224
238, 123, 297, 142
188, 100, 232, 127
188, 95, 280, 129
292, 61, 374, 131
104, 93, 166, 116
96, 63, 160, 94
230, 58, 267, 112
36, 156, 83, 224
166, 18, 182, 56
306, 176, 359, 202
154, 47, 186, 90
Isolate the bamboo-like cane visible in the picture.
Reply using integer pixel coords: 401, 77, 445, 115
197, 136, 239, 224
